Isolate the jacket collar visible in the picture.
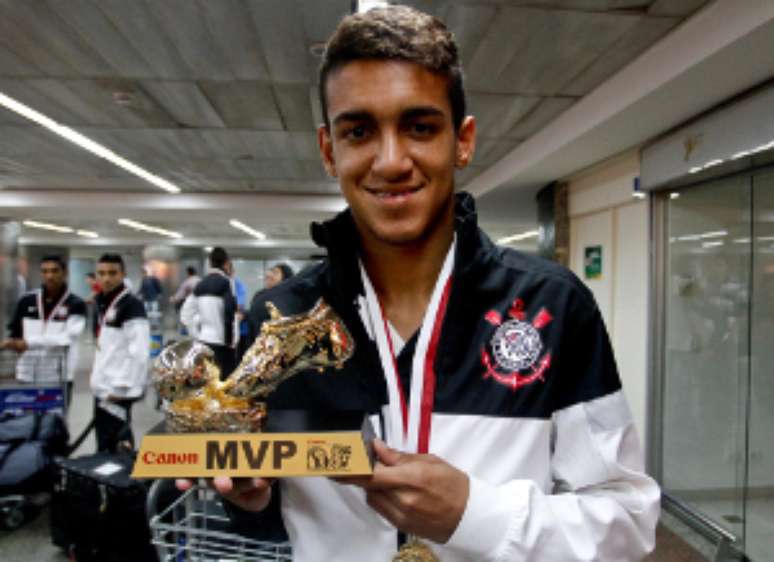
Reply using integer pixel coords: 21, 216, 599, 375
310, 192, 485, 297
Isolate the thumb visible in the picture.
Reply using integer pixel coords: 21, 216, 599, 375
372, 438, 405, 467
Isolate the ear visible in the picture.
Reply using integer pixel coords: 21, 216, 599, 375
318, 125, 337, 177
455, 115, 477, 169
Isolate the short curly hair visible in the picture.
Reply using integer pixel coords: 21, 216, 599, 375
318, 5, 466, 131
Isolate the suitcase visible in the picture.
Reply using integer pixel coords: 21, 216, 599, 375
50, 451, 158, 562
0, 410, 69, 492
0, 410, 68, 529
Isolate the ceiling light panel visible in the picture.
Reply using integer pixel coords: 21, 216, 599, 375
229, 219, 267, 240
22, 220, 74, 233
497, 230, 540, 245
118, 218, 182, 239
0, 91, 181, 194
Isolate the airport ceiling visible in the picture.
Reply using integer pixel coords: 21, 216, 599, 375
0, 0, 713, 251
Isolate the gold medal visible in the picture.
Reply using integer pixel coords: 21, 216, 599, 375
392, 537, 439, 562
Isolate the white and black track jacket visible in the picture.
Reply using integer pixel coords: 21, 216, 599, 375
180, 269, 238, 348
241, 193, 660, 562
8, 287, 86, 382
90, 285, 149, 400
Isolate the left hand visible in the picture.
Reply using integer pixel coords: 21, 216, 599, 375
2, 339, 27, 353
341, 439, 469, 543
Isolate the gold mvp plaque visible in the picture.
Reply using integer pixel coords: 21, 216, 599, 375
132, 411, 375, 479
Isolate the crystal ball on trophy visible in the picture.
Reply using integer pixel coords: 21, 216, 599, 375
152, 299, 355, 433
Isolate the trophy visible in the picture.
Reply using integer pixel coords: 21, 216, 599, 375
152, 299, 354, 432
133, 298, 374, 478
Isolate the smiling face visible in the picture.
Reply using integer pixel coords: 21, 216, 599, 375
319, 60, 475, 249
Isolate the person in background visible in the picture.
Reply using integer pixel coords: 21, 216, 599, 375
196, 6, 660, 562
84, 272, 101, 305
170, 266, 201, 336
90, 253, 149, 453
180, 247, 239, 377
138, 267, 163, 311
229, 262, 250, 362
170, 266, 201, 309
249, 263, 294, 311
265, 263, 294, 291
2, 255, 86, 407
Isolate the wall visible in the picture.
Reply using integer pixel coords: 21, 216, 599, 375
567, 150, 650, 442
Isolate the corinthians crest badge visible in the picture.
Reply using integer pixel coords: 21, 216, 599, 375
481, 298, 553, 391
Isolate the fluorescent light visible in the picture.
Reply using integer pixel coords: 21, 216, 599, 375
677, 234, 702, 241
229, 219, 266, 240
702, 241, 723, 248
689, 166, 703, 174
750, 140, 774, 154
204, 246, 213, 253
357, 0, 390, 13
23, 220, 73, 233
670, 192, 680, 199
757, 236, 774, 242
497, 230, 539, 245
632, 191, 646, 199
731, 150, 751, 160
702, 159, 724, 169
699, 230, 727, 239
118, 218, 182, 239
76, 229, 99, 238
733, 238, 750, 244
0, 91, 181, 194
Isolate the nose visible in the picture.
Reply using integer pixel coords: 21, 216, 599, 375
371, 130, 412, 181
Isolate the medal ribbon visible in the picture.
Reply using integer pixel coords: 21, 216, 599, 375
359, 240, 455, 453
38, 288, 70, 327
97, 287, 129, 339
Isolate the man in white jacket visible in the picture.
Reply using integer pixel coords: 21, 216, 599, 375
2, 255, 86, 407
90, 253, 149, 453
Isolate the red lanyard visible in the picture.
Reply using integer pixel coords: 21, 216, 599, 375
359, 240, 455, 454
97, 287, 129, 338
37, 288, 69, 327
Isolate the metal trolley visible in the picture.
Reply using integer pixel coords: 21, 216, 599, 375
0, 346, 69, 417
146, 480, 292, 562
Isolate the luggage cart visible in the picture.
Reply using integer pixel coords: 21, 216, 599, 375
0, 346, 68, 528
147, 480, 292, 562
0, 346, 69, 417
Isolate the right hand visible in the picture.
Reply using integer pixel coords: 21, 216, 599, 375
176, 477, 274, 513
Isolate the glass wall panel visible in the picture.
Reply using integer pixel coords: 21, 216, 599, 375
747, 171, 774, 561
662, 176, 751, 543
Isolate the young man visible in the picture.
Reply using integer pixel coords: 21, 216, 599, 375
193, 6, 660, 561
2, 255, 86, 406
90, 253, 149, 453
180, 247, 239, 377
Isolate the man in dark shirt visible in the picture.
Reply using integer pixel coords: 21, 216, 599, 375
2, 255, 86, 407
180, 247, 239, 377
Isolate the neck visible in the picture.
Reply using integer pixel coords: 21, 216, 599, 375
103, 283, 125, 300
43, 285, 66, 300
360, 222, 454, 340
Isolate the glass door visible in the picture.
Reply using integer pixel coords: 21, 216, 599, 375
661, 175, 751, 545
746, 171, 774, 561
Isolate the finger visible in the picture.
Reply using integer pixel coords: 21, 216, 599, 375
372, 439, 405, 467
365, 489, 409, 532
212, 476, 235, 495
360, 459, 424, 491
331, 475, 373, 487
175, 478, 194, 491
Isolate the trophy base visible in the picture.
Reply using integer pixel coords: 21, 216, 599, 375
132, 410, 375, 479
